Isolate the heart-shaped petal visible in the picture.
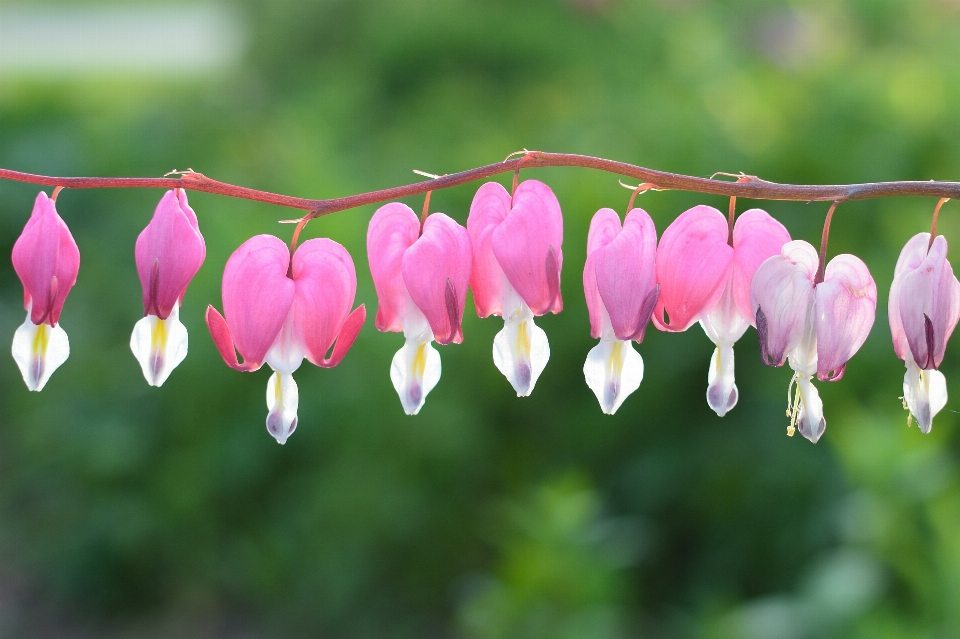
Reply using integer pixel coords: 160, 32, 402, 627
816, 253, 877, 380
596, 208, 659, 342
583, 208, 622, 339
402, 213, 472, 345
467, 182, 512, 318
367, 203, 421, 332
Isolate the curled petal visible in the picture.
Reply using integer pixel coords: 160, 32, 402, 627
596, 209, 658, 342
654, 205, 732, 332
266, 371, 299, 444
706, 344, 738, 417
368, 203, 421, 332
583, 337, 644, 415
903, 358, 947, 434
895, 235, 960, 370
390, 336, 442, 415
751, 241, 818, 366
135, 189, 206, 319
730, 208, 791, 323
402, 213, 472, 345
319, 305, 366, 368
130, 304, 189, 387
289, 238, 360, 366
11, 310, 70, 391
816, 254, 877, 380
218, 235, 295, 368
467, 182, 512, 317
12, 192, 80, 326
491, 180, 563, 315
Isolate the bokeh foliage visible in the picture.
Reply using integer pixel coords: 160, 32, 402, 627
1, 0, 960, 636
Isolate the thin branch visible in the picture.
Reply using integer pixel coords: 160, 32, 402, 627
3, 152, 960, 218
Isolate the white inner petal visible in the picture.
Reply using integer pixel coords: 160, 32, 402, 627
265, 369, 299, 444
12, 310, 69, 392
903, 356, 948, 434
706, 343, 738, 417
264, 309, 305, 375
493, 295, 549, 397
584, 327, 643, 415
130, 304, 189, 387
390, 332, 441, 416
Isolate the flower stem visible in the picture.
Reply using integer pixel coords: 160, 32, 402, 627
929, 198, 950, 251
815, 200, 842, 285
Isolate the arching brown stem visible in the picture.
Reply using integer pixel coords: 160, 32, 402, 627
929, 198, 950, 251
815, 201, 842, 285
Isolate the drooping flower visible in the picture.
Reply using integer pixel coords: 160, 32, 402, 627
888, 233, 960, 433
582, 207, 659, 414
11, 191, 81, 391
751, 240, 877, 443
206, 235, 366, 444
467, 180, 563, 396
130, 189, 206, 387
654, 205, 790, 416
367, 203, 472, 415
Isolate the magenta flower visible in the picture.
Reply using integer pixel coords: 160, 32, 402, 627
467, 180, 563, 396
751, 240, 877, 443
130, 189, 206, 387
582, 207, 659, 414
206, 235, 366, 444
367, 203, 472, 415
654, 205, 790, 416
888, 233, 960, 433
11, 191, 81, 391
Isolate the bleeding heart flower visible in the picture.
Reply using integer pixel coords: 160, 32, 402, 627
654, 205, 790, 416
888, 233, 960, 433
11, 191, 81, 391
206, 235, 366, 444
367, 203, 472, 415
751, 240, 877, 443
467, 180, 562, 396
130, 189, 206, 387
582, 207, 659, 414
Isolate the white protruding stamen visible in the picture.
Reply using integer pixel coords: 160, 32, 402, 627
130, 304, 189, 387
12, 308, 69, 392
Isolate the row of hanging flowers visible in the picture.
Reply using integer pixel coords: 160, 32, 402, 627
9, 177, 958, 445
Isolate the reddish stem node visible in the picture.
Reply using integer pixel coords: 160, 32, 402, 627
51, 186, 64, 202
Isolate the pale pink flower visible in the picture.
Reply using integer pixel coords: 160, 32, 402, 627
206, 235, 366, 443
11, 191, 81, 391
654, 205, 790, 416
888, 233, 960, 433
367, 204, 472, 415
130, 189, 206, 387
467, 180, 562, 396
582, 207, 659, 414
751, 240, 877, 443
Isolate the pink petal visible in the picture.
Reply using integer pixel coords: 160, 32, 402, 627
135, 189, 206, 319
402, 213, 473, 345
491, 180, 563, 316
11, 192, 80, 327
596, 208, 659, 342
289, 238, 359, 366
895, 234, 960, 369
220, 235, 295, 368
653, 205, 732, 332
367, 202, 420, 332
319, 305, 367, 368
583, 208, 622, 339
888, 234, 929, 361
467, 182, 512, 318
730, 208, 791, 323
815, 254, 877, 380
205, 305, 258, 372
750, 240, 818, 366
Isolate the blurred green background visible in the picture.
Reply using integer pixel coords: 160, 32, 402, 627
2, 0, 960, 636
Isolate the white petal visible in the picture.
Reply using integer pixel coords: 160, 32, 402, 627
129, 305, 189, 387
795, 377, 825, 443
390, 336, 441, 415
706, 343, 738, 417
12, 311, 69, 392
265, 370, 299, 444
903, 359, 948, 434
493, 314, 550, 397
583, 337, 644, 415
